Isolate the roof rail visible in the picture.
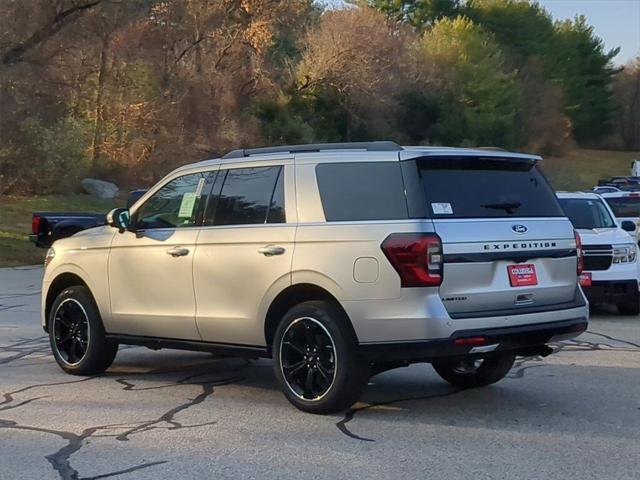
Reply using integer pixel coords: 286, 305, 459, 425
222, 141, 402, 159
477, 146, 507, 151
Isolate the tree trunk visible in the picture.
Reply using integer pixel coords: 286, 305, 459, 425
92, 35, 110, 168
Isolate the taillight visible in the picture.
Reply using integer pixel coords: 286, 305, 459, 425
381, 233, 443, 287
575, 230, 584, 275
453, 336, 486, 346
32, 215, 41, 235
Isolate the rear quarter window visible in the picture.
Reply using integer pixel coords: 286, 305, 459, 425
315, 162, 408, 221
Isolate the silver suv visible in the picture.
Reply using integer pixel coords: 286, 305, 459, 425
42, 142, 588, 413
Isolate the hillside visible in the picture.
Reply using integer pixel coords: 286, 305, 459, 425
541, 149, 640, 191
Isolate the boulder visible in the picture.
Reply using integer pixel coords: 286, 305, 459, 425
81, 178, 119, 199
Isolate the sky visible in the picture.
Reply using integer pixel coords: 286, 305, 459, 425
537, 0, 640, 64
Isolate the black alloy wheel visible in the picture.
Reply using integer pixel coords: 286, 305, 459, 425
52, 298, 90, 366
48, 286, 118, 375
280, 317, 337, 401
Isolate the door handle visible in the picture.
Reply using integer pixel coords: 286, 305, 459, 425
258, 245, 285, 257
166, 247, 189, 257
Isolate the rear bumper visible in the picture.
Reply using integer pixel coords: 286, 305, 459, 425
359, 317, 587, 363
583, 280, 639, 304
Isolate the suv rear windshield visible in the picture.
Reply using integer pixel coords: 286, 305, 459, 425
415, 157, 563, 219
557, 198, 617, 229
603, 196, 640, 218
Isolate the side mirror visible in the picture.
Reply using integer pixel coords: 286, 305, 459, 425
106, 208, 131, 233
621, 220, 636, 232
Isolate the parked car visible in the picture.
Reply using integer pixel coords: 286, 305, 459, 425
597, 177, 640, 192
557, 192, 640, 314
601, 191, 640, 245
592, 186, 622, 195
30, 189, 147, 248
41, 142, 588, 413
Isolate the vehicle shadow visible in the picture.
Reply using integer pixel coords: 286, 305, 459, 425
102, 345, 638, 443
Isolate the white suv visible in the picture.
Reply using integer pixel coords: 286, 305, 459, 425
557, 192, 640, 314
600, 191, 640, 245
42, 142, 588, 413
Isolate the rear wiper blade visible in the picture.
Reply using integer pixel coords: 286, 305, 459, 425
480, 202, 522, 214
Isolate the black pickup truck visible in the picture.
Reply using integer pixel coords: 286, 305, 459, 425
30, 189, 147, 248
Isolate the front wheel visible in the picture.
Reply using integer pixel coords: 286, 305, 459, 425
49, 286, 118, 375
273, 301, 368, 414
432, 352, 516, 388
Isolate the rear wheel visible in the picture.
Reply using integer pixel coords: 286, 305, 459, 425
49, 286, 118, 375
273, 301, 368, 414
432, 352, 515, 388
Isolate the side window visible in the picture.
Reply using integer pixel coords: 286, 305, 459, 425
316, 162, 409, 221
208, 166, 285, 226
135, 172, 211, 229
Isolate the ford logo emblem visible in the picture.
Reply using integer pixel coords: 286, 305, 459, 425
512, 224, 528, 234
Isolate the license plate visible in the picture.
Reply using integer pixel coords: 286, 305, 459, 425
507, 264, 538, 287
579, 272, 592, 287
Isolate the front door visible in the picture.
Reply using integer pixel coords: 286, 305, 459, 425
108, 169, 216, 339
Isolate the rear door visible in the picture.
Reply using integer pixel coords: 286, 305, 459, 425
404, 155, 579, 318
193, 160, 296, 346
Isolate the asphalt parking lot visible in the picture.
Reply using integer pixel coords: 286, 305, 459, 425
1, 266, 639, 480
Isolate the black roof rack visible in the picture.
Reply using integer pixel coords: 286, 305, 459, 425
477, 146, 507, 151
222, 141, 402, 159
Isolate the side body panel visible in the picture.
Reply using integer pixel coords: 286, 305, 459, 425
292, 152, 444, 342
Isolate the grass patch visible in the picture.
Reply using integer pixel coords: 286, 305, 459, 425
0, 194, 122, 267
541, 148, 640, 191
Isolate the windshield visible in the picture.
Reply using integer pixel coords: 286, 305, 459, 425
603, 196, 640, 218
416, 157, 563, 218
557, 198, 616, 229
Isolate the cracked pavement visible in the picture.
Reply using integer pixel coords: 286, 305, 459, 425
1, 267, 639, 479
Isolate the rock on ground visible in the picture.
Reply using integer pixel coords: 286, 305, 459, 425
81, 178, 119, 199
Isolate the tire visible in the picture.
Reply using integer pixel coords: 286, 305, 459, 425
617, 292, 640, 315
432, 352, 516, 388
273, 301, 368, 414
48, 286, 118, 375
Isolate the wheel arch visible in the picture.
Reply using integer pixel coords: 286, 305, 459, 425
264, 283, 358, 353
44, 272, 91, 332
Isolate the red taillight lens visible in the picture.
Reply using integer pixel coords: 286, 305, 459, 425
32, 215, 41, 235
453, 336, 486, 346
381, 233, 443, 287
575, 230, 584, 275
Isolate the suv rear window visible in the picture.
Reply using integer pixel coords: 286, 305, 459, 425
316, 162, 408, 221
415, 157, 563, 219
